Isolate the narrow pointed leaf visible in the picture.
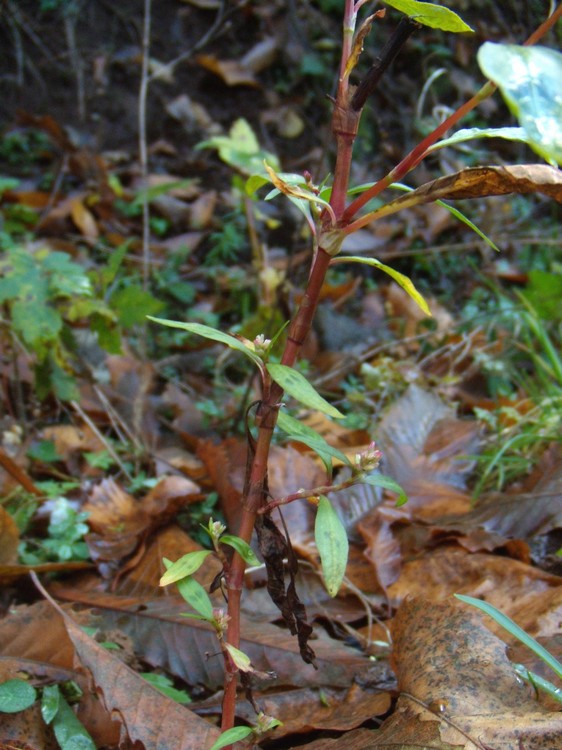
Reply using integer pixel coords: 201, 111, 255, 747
455, 594, 562, 681
220, 535, 261, 566
477, 44, 562, 166
175, 575, 214, 620
210, 726, 254, 750
315, 495, 349, 597
225, 643, 253, 672
429, 126, 531, 152
382, 0, 473, 32
361, 473, 408, 506
147, 318, 263, 367
267, 364, 345, 419
159, 551, 212, 587
263, 162, 336, 224
331, 255, 430, 316
277, 410, 352, 474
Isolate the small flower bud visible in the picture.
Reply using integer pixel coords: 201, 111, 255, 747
355, 441, 382, 472
253, 334, 271, 356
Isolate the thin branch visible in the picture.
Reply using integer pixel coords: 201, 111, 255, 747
139, 0, 152, 290
351, 17, 419, 112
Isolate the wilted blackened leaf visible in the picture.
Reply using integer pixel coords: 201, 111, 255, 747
255, 514, 316, 666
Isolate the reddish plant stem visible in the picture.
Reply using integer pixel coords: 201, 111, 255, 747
218, 1, 562, 742
343, 3, 562, 224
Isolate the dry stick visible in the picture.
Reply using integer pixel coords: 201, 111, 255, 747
139, 0, 152, 292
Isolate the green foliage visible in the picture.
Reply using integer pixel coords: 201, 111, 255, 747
140, 673, 192, 704
0, 679, 37, 713
277, 409, 351, 476
0, 128, 52, 167
455, 595, 562, 691
159, 550, 213, 586
46, 685, 96, 750
206, 210, 248, 266
477, 44, 562, 166
198, 118, 280, 176
315, 495, 348, 597
267, 363, 345, 419
210, 726, 254, 750
0, 680, 95, 750
382, 0, 474, 32
0, 245, 119, 400
18, 497, 90, 564
220, 535, 260, 566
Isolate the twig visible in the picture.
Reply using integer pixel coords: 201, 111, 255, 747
70, 400, 133, 481
139, 0, 152, 290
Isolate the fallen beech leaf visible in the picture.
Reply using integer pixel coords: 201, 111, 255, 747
196, 55, 260, 86
386, 597, 561, 749
47, 583, 370, 691
32, 575, 223, 750
70, 198, 99, 239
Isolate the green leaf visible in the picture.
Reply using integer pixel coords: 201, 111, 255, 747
0, 679, 37, 713
41, 684, 60, 724
361, 473, 408, 506
225, 643, 253, 672
131, 178, 197, 208
110, 286, 165, 327
141, 673, 192, 704
315, 495, 348, 597
209, 726, 254, 750
513, 665, 562, 705
220, 535, 261, 566
175, 574, 215, 620
331, 256, 430, 316
382, 0, 473, 32
429, 126, 531, 152
389, 182, 500, 253
12, 299, 62, 346
276, 410, 351, 475
455, 595, 562, 681
159, 551, 212, 586
477, 44, 562, 166
148, 317, 263, 367
27, 440, 62, 463
267, 364, 345, 419
198, 118, 280, 176
51, 692, 96, 750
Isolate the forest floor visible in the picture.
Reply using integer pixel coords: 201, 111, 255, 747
0, 1, 561, 749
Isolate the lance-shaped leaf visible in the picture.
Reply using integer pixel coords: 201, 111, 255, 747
267, 364, 345, 419
263, 162, 336, 225
455, 595, 562, 681
353, 166, 562, 225
428, 126, 532, 152
382, 0, 473, 33
220, 534, 261, 566
148, 317, 264, 368
331, 255, 430, 316
160, 551, 212, 587
477, 44, 562, 166
277, 409, 351, 476
175, 574, 214, 620
210, 726, 254, 750
361, 472, 408, 506
315, 495, 349, 597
